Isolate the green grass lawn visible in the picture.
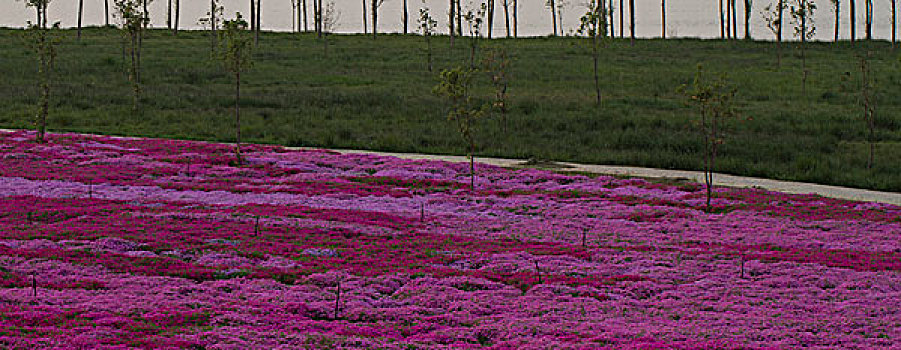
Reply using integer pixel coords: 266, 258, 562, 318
1, 27, 899, 191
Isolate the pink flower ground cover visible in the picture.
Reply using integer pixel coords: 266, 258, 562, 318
0, 130, 899, 349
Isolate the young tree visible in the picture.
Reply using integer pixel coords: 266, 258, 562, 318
199, 0, 223, 52
217, 13, 254, 166
106, 0, 110, 26
762, 0, 785, 67
678, 65, 738, 213
418, 5, 438, 71
860, 54, 877, 169
483, 47, 511, 132
433, 67, 487, 191
115, 0, 148, 110
22, 13, 60, 143
547, 0, 558, 36
322, 1, 339, 54
463, 3, 486, 68
790, 0, 815, 97
371, 0, 387, 38
579, 0, 607, 104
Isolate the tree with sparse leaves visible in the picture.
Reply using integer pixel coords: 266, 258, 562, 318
434, 67, 487, 191
322, 1, 340, 55
762, 0, 785, 67
217, 13, 254, 166
579, 0, 607, 105
417, 4, 438, 71
483, 47, 511, 132
679, 65, 738, 213
790, 0, 815, 97
463, 3, 486, 68
114, 0, 149, 111
21, 0, 59, 143
860, 54, 877, 169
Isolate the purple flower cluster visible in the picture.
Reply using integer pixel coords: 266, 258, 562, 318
0, 130, 899, 349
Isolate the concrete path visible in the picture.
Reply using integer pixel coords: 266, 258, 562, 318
3, 129, 899, 206
295, 147, 901, 206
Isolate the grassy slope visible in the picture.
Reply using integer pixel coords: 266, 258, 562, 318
0, 27, 899, 191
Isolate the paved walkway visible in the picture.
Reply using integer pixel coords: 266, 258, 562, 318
3, 129, 899, 205
296, 148, 901, 206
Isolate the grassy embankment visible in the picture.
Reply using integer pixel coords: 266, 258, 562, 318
0, 27, 899, 191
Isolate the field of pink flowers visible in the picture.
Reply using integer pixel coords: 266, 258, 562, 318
0, 130, 899, 349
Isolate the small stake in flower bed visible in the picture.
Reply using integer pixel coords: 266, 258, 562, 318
535, 260, 542, 284
254, 216, 260, 235
420, 203, 425, 222
582, 230, 587, 248
32, 274, 37, 297
334, 280, 341, 320
740, 253, 745, 279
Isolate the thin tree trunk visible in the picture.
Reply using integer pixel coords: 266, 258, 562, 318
503, 0, 510, 37
593, 34, 600, 103
725, 0, 731, 39
851, 0, 856, 44
251, 0, 256, 31
469, 142, 475, 191
403, 0, 409, 34
371, 0, 378, 38
256, 0, 261, 44
487, 0, 494, 38
303, 0, 309, 32
609, 0, 615, 37
456, 0, 462, 35
105, 0, 110, 26
513, 0, 518, 37
619, 0, 624, 38
629, 0, 635, 45
733, 0, 738, 39
834, 0, 840, 43
211, 0, 217, 50
235, 70, 242, 165
866, 0, 872, 40
732, 0, 738, 39
167, 0, 172, 29
661, 0, 666, 38
550, 0, 558, 36
78, 0, 84, 40
449, 0, 455, 45
174, 0, 180, 34
719, 0, 725, 39
744, 0, 751, 39
143, 0, 148, 28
